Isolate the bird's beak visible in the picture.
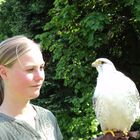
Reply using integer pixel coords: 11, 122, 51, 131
92, 61, 98, 68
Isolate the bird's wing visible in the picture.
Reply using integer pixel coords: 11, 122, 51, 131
92, 78, 101, 110
119, 72, 139, 99
92, 93, 97, 109
134, 88, 140, 118
117, 71, 140, 117
93, 71, 140, 115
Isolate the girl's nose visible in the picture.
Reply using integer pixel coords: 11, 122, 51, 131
34, 69, 45, 81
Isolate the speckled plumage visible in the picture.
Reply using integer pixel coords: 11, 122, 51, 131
92, 58, 140, 133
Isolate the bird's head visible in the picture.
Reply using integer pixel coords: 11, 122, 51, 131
92, 58, 116, 73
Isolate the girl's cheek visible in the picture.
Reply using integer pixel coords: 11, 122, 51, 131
17, 72, 34, 82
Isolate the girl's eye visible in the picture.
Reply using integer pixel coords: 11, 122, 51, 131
26, 68, 34, 72
25, 65, 45, 72
40, 66, 45, 71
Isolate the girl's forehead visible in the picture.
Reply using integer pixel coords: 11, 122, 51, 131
16, 47, 45, 66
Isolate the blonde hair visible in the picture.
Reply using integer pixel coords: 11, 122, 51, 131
0, 35, 41, 104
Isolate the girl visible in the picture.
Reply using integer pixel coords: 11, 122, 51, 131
0, 35, 63, 140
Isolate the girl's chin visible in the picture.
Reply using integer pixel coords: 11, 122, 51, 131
29, 92, 40, 100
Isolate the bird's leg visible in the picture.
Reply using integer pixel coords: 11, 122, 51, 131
122, 131, 128, 136
103, 130, 115, 137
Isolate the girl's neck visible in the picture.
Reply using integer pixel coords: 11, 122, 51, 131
0, 100, 32, 117
0, 101, 37, 129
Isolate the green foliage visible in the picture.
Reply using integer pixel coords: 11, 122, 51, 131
0, 0, 4, 4
1, 0, 140, 139
38, 0, 140, 139
37, 0, 109, 139
0, 0, 54, 40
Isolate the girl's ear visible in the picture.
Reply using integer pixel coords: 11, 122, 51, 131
0, 65, 8, 80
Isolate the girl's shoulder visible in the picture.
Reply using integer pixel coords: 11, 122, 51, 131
32, 104, 56, 122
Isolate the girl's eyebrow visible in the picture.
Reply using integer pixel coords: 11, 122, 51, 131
23, 62, 45, 67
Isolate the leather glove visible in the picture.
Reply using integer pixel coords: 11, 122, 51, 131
92, 131, 139, 140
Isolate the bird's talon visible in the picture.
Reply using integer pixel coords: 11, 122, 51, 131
104, 130, 115, 137
123, 131, 128, 136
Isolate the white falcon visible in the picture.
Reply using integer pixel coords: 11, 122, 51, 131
92, 58, 140, 136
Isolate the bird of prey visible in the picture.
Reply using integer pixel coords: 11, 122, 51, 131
92, 58, 140, 136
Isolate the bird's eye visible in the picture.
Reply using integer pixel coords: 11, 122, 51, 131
101, 61, 106, 64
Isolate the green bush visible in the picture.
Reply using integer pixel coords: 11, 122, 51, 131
1, 0, 140, 139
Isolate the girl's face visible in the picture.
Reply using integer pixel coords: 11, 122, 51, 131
5, 47, 45, 102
